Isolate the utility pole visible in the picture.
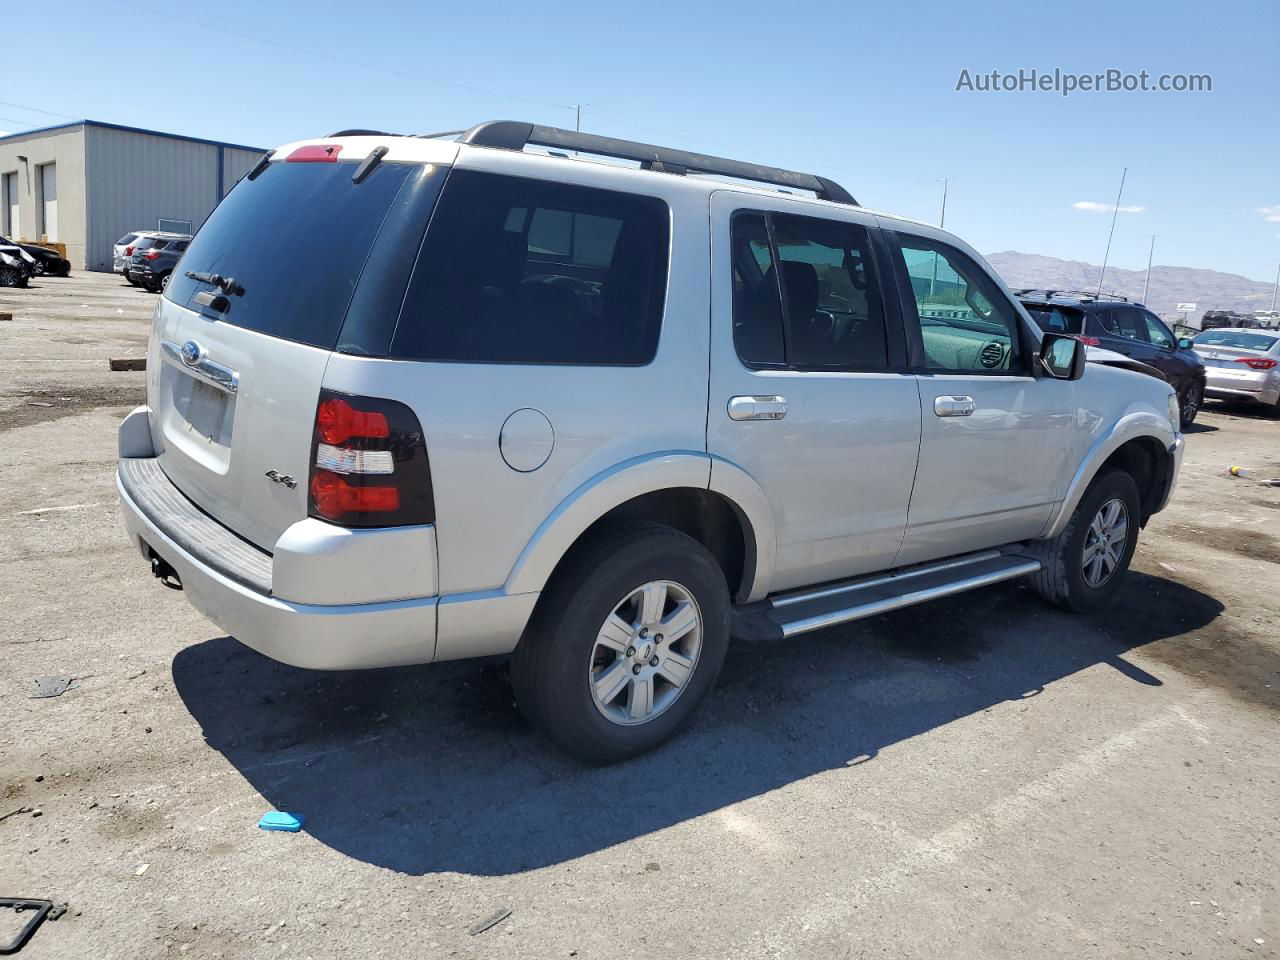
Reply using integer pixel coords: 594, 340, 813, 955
1271, 259, 1279, 313
939, 178, 949, 228
575, 104, 582, 132
1096, 166, 1127, 297
1142, 234, 1156, 304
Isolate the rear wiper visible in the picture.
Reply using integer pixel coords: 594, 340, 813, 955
186, 271, 243, 296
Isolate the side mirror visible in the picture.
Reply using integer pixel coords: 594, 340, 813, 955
1039, 333, 1086, 380
1177, 337, 1193, 349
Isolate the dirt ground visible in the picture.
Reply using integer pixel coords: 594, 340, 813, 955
2, 272, 1277, 959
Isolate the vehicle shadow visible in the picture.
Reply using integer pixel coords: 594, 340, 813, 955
1182, 420, 1218, 434
171, 571, 1223, 877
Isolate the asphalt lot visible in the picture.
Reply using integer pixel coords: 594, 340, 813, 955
2, 272, 1277, 959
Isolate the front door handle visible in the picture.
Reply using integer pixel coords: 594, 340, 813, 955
933, 395, 976, 417
727, 395, 788, 421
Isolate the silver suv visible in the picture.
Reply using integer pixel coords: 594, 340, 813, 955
116, 122, 1183, 763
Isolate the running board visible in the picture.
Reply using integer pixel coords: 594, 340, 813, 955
733, 550, 1041, 642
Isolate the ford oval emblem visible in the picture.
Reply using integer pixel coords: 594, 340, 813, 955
180, 340, 203, 366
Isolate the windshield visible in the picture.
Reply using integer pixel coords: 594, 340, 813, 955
1021, 304, 1086, 334
164, 159, 420, 349
1194, 330, 1278, 351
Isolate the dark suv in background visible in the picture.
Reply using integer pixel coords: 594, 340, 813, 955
125, 235, 190, 292
0, 236, 70, 277
1017, 290, 1206, 427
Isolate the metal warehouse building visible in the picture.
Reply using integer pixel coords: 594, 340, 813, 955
0, 120, 263, 272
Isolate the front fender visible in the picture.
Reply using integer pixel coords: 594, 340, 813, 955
1042, 409, 1177, 539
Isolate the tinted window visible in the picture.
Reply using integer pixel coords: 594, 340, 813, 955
165, 160, 416, 349
174, 240, 189, 252
1021, 304, 1085, 334
1099, 307, 1147, 341
730, 213, 785, 365
116, 233, 138, 245
894, 236, 1021, 372
391, 170, 669, 365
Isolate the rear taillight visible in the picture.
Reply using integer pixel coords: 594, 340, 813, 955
124, 245, 134, 256
142, 250, 162, 261
307, 389, 434, 527
1235, 357, 1278, 370
1071, 335, 1102, 346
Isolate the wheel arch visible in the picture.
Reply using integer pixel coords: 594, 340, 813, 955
1043, 413, 1177, 538
503, 452, 774, 602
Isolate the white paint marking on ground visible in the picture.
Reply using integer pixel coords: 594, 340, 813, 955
14, 502, 106, 516
743, 694, 1211, 958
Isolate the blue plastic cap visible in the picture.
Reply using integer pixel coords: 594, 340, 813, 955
258, 811, 305, 832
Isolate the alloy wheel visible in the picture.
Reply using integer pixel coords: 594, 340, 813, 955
588, 579, 703, 726
1081, 498, 1128, 588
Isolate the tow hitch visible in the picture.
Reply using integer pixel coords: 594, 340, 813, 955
149, 552, 183, 590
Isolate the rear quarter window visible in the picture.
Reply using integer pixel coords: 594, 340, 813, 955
390, 170, 669, 365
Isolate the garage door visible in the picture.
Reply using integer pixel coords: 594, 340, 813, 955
39, 163, 57, 242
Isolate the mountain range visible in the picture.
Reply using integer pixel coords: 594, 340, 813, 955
984, 251, 1278, 325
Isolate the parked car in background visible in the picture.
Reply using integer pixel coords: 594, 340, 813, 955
125, 236, 190, 292
1192, 328, 1280, 415
1251, 310, 1280, 330
1201, 310, 1258, 330
1018, 290, 1206, 427
0, 248, 30, 287
116, 232, 191, 286
113, 232, 142, 278
0, 238, 71, 277
116, 123, 1183, 763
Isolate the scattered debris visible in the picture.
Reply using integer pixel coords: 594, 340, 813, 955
0, 311, 12, 322
108, 358, 146, 372
1158, 562, 1177, 573
644, 862, 661, 872
0, 899, 66, 955
468, 907, 512, 936
125, 669, 146, 680
30, 676, 77, 699
134, 864, 149, 877
1229, 465, 1280, 487
25, 401, 53, 408
0, 807, 34, 824
258, 812, 305, 833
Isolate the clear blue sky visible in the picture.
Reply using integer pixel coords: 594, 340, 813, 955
7, 0, 1278, 281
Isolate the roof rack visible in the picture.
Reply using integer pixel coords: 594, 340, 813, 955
420, 121, 858, 206
1013, 288, 1131, 304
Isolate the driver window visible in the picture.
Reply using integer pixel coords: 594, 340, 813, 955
894, 236, 1021, 372
1141, 310, 1174, 349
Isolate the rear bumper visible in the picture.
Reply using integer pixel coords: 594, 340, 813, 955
117, 461, 439, 669
1204, 378, 1279, 405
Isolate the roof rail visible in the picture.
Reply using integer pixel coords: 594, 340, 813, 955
327, 129, 400, 137
1014, 288, 1132, 304
427, 120, 858, 206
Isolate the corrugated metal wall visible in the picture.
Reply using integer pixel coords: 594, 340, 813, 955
84, 126, 262, 271
0, 126, 88, 265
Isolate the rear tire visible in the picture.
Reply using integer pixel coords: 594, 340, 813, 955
511, 524, 730, 764
0, 265, 25, 288
1026, 468, 1141, 613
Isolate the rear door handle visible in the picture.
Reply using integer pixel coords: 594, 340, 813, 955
727, 395, 788, 421
933, 395, 976, 417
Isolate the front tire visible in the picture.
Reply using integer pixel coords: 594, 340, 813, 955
0, 265, 26, 288
511, 524, 730, 764
1179, 381, 1203, 428
1026, 468, 1141, 613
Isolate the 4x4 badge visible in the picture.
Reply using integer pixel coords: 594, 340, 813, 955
264, 470, 297, 489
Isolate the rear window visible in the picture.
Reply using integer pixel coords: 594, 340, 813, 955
116, 233, 138, 246
390, 170, 669, 365
164, 159, 417, 348
1194, 330, 1278, 350
1021, 303, 1085, 335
